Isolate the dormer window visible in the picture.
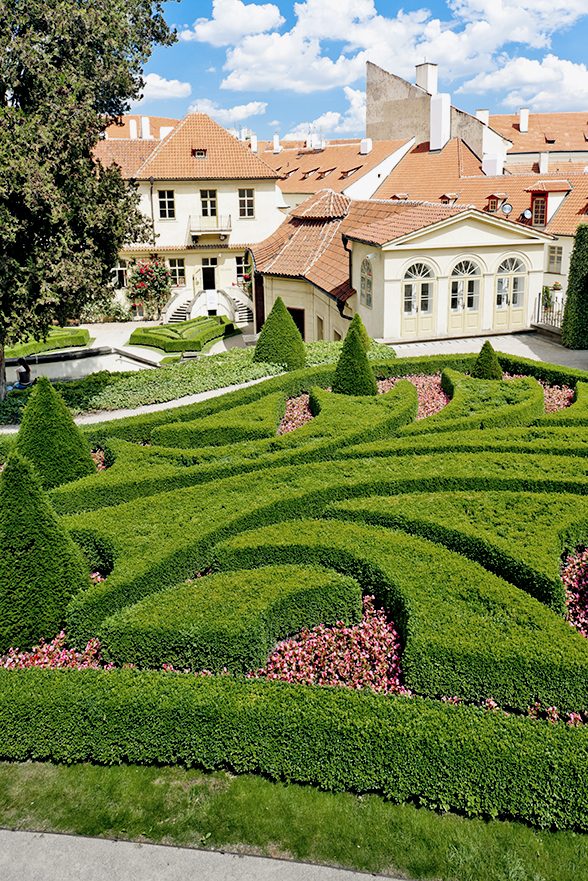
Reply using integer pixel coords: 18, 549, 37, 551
302, 168, 319, 180
544, 133, 555, 144
342, 166, 361, 178
487, 197, 498, 212
532, 195, 546, 226
191, 148, 207, 158
317, 168, 335, 180
287, 168, 299, 177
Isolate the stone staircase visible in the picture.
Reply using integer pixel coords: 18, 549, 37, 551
232, 298, 254, 324
168, 299, 192, 322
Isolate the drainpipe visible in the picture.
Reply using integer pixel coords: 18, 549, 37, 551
339, 236, 354, 321
149, 176, 155, 244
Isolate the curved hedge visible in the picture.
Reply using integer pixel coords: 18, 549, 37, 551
5, 326, 90, 359
5, 349, 588, 830
128, 316, 240, 353
99, 564, 362, 671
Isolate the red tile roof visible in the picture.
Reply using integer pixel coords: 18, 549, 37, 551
135, 114, 280, 181
346, 203, 470, 246
256, 138, 410, 194
489, 112, 588, 153
373, 139, 483, 201
524, 180, 572, 193
251, 192, 480, 302
93, 139, 160, 178
289, 190, 351, 219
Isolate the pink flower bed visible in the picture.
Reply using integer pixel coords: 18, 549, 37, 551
503, 373, 574, 413
1, 630, 113, 670
277, 393, 312, 435
91, 448, 106, 471
378, 373, 450, 420
562, 549, 588, 639
248, 596, 410, 696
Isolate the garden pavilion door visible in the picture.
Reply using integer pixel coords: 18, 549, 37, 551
494, 258, 526, 331
448, 260, 482, 333
401, 263, 436, 338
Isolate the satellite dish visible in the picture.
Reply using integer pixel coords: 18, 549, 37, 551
523, 208, 533, 220
502, 203, 513, 215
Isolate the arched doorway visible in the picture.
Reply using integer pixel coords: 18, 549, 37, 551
494, 257, 527, 330
448, 260, 481, 333
402, 262, 436, 337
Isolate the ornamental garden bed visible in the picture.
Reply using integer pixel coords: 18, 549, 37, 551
3, 347, 588, 837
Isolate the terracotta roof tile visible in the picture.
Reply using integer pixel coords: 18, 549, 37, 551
489, 112, 588, 153
135, 114, 280, 181
524, 180, 572, 193
256, 139, 410, 194
373, 139, 483, 201
346, 203, 471, 246
290, 190, 351, 219
251, 192, 471, 302
93, 139, 160, 177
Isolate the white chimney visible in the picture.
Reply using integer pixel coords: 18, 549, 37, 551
415, 62, 438, 95
273, 132, 282, 154
430, 93, 450, 151
482, 154, 504, 176
539, 152, 549, 174
140, 116, 151, 139
360, 138, 372, 155
250, 133, 258, 153
129, 119, 138, 139
476, 109, 489, 126
519, 108, 529, 133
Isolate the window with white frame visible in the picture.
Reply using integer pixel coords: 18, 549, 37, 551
238, 188, 255, 218
158, 190, 175, 219
496, 257, 526, 308
450, 260, 480, 312
360, 258, 373, 308
403, 263, 434, 315
200, 189, 217, 217
548, 245, 563, 274
168, 258, 185, 286
236, 255, 248, 284
113, 259, 128, 288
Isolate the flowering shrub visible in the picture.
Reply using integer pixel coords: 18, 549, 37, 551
126, 258, 171, 319
248, 596, 410, 695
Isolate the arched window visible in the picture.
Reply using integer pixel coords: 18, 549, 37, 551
403, 263, 434, 316
451, 260, 480, 312
360, 259, 372, 308
496, 257, 526, 308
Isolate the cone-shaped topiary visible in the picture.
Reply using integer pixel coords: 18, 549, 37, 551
331, 319, 378, 396
347, 311, 370, 351
253, 297, 306, 371
562, 224, 588, 349
0, 454, 90, 653
14, 376, 95, 489
471, 341, 503, 380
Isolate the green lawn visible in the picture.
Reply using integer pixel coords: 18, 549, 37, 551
1, 761, 586, 881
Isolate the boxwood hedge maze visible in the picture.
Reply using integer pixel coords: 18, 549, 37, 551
3, 350, 588, 831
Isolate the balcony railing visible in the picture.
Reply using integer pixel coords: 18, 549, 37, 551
536, 293, 566, 329
189, 214, 232, 233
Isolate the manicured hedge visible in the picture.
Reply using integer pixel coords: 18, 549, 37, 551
325, 491, 568, 612
150, 392, 286, 449
64, 449, 588, 645
1, 669, 588, 830
253, 297, 305, 371
5, 327, 90, 359
128, 316, 240, 353
213, 520, 588, 714
399, 369, 545, 436
99, 564, 362, 671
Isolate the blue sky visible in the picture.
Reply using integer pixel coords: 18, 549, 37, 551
134, 0, 588, 139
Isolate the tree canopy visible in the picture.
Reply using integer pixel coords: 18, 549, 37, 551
0, 0, 176, 398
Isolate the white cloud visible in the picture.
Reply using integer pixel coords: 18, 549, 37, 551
458, 54, 588, 111
284, 86, 366, 138
140, 73, 191, 101
188, 97, 268, 123
180, 0, 284, 46
188, 0, 588, 95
